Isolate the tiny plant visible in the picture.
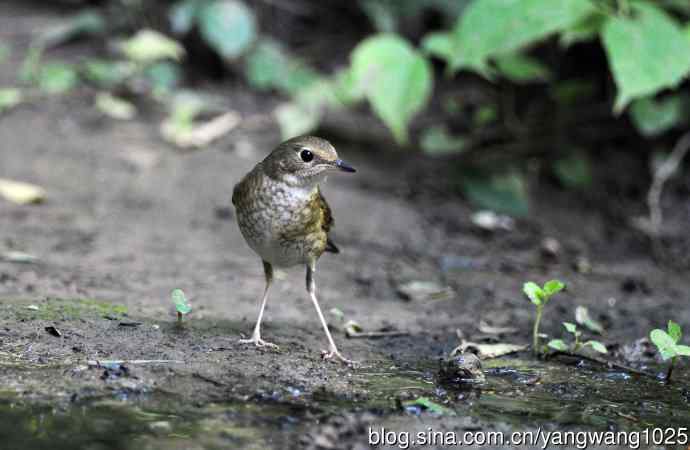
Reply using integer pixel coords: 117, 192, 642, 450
172, 288, 192, 323
523, 279, 565, 356
650, 320, 690, 383
548, 322, 607, 354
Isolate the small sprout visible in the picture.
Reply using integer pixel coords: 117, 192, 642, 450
523, 279, 565, 355
172, 288, 191, 323
95, 92, 137, 120
650, 320, 690, 383
549, 322, 607, 354
563, 322, 578, 334
329, 307, 344, 322
563, 321, 582, 351
585, 341, 608, 354
402, 397, 455, 416
547, 339, 568, 352
575, 306, 604, 334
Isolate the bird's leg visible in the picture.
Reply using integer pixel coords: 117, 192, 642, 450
239, 261, 279, 349
306, 264, 355, 366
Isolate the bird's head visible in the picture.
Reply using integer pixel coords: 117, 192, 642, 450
263, 135, 356, 186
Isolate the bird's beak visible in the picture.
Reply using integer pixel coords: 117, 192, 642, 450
335, 159, 356, 173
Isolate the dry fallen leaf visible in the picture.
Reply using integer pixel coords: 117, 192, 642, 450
2, 251, 39, 264
451, 341, 529, 359
396, 280, 453, 301
478, 320, 519, 335
0, 178, 46, 204
161, 111, 240, 149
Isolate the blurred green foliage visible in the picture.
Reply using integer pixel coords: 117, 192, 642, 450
3, 0, 690, 215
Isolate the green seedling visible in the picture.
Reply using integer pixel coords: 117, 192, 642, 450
523, 279, 565, 356
574, 305, 604, 334
650, 320, 690, 383
548, 322, 607, 354
171, 288, 192, 323
401, 397, 455, 416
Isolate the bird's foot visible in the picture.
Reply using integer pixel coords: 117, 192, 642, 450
239, 334, 279, 350
321, 348, 357, 367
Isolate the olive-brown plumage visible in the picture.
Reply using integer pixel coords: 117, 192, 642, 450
232, 135, 356, 364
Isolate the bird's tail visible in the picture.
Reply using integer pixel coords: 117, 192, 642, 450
325, 237, 340, 253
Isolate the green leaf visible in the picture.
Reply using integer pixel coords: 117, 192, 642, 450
543, 280, 565, 297
650, 329, 677, 360
350, 34, 433, 144
450, 0, 595, 73
602, 2, 690, 112
630, 95, 684, 137
586, 341, 607, 354
675, 345, 690, 357
0, 88, 22, 113
563, 322, 577, 334
95, 92, 136, 120
575, 306, 604, 334
523, 281, 544, 306
275, 102, 320, 140
548, 339, 568, 351
403, 397, 455, 416
560, 12, 606, 47
121, 29, 185, 64
162, 91, 208, 137
553, 153, 592, 189
244, 39, 321, 96
145, 61, 182, 93
493, 53, 551, 83
420, 125, 467, 156
170, 0, 202, 34
19, 46, 43, 83
82, 60, 134, 88
359, 0, 397, 32
459, 171, 529, 216
38, 10, 106, 49
38, 63, 78, 94
668, 320, 682, 343
421, 31, 453, 60
198, 0, 256, 60
172, 288, 192, 315
332, 69, 365, 106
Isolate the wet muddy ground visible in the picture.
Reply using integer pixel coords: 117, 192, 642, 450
2, 2, 690, 449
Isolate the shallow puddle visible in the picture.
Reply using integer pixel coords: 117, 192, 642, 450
1, 357, 688, 449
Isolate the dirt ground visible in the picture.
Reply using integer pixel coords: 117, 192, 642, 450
1, 3, 690, 450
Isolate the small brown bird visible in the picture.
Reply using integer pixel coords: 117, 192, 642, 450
232, 136, 356, 364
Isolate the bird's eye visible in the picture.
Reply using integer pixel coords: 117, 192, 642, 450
300, 149, 314, 163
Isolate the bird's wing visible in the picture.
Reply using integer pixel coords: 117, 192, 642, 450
317, 188, 334, 233
317, 188, 340, 254
232, 165, 261, 207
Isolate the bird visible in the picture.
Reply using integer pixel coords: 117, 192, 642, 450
232, 135, 356, 365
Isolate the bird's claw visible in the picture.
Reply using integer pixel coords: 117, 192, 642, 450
239, 335, 279, 350
321, 348, 357, 367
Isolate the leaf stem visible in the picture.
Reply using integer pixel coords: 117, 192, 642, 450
665, 356, 675, 384
533, 305, 544, 356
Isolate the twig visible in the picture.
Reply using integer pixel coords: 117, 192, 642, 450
192, 372, 225, 387
646, 131, 690, 236
548, 351, 656, 379
87, 359, 183, 367
346, 330, 409, 339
